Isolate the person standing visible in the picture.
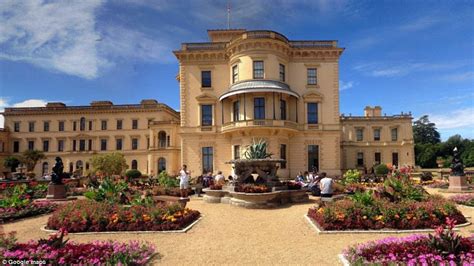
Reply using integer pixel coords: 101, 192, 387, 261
319, 173, 333, 198
179, 165, 190, 199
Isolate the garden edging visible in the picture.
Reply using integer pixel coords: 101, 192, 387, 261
41, 216, 202, 235
304, 215, 471, 234
338, 254, 350, 266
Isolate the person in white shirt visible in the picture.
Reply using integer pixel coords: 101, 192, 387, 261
214, 171, 225, 185
319, 172, 333, 198
179, 165, 190, 198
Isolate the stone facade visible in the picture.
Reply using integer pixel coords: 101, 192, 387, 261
0, 29, 415, 178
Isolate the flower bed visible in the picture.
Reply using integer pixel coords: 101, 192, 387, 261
0, 201, 57, 223
235, 184, 271, 193
0, 230, 155, 265
343, 219, 474, 265
308, 195, 466, 231
0, 181, 48, 199
46, 200, 200, 232
450, 194, 474, 207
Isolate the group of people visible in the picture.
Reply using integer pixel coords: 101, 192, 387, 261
178, 165, 226, 199
295, 171, 333, 198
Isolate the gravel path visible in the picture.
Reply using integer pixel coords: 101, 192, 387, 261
4, 192, 474, 266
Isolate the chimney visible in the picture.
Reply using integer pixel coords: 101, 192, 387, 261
364, 106, 383, 117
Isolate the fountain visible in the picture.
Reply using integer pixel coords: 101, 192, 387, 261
203, 139, 308, 208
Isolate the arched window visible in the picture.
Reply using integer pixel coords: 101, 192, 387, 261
131, 160, 138, 170
158, 131, 166, 148
158, 158, 166, 173
85, 162, 90, 170
42, 162, 49, 176
69, 162, 74, 173
80, 117, 86, 131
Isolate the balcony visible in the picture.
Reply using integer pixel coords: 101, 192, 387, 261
221, 119, 299, 133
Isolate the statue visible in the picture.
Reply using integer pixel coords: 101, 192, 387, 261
51, 157, 65, 185
451, 147, 465, 176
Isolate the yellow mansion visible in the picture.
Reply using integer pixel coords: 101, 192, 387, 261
0, 29, 415, 178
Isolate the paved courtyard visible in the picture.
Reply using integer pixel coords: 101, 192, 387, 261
6, 191, 474, 265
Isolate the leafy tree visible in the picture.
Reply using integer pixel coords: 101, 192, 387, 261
21, 150, 46, 172
125, 169, 142, 179
441, 134, 466, 156
3, 156, 21, 172
90, 152, 128, 176
461, 142, 474, 167
415, 143, 439, 168
413, 115, 441, 144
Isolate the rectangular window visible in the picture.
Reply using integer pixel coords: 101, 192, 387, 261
308, 145, 319, 172
132, 138, 138, 150
72, 140, 76, 151
307, 68, 317, 85
132, 119, 138, 130
58, 121, 64, 132
279, 64, 285, 82
43, 140, 49, 152
201, 71, 212, 87
101, 120, 107, 130
234, 145, 240, 160
100, 139, 107, 151
14, 122, 20, 132
254, 97, 265, 120
13, 141, 19, 153
89, 121, 93, 131
392, 152, 399, 166
88, 139, 92, 151
307, 103, 318, 124
43, 122, 49, 132
73, 121, 77, 131
374, 129, 381, 141
356, 128, 364, 141
280, 144, 287, 169
280, 99, 286, 120
201, 105, 213, 126
28, 140, 34, 151
375, 152, 381, 165
79, 139, 86, 151
232, 65, 239, 83
116, 139, 123, 150
357, 152, 364, 166
391, 128, 398, 141
253, 60, 264, 79
202, 147, 213, 173
58, 140, 64, 152
233, 101, 240, 122
117, 120, 123, 130
29, 122, 35, 132
147, 138, 150, 149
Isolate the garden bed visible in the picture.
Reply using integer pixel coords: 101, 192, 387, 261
307, 195, 467, 232
450, 194, 474, 207
339, 220, 474, 265
46, 200, 201, 233
0, 230, 156, 265
0, 201, 57, 223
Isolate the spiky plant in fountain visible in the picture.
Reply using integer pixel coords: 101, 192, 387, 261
243, 139, 273, 159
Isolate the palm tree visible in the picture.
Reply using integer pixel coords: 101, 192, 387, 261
21, 150, 46, 172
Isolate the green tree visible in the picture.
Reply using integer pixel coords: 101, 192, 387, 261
441, 134, 467, 156
3, 156, 21, 172
413, 115, 441, 144
415, 143, 439, 168
90, 152, 128, 176
461, 141, 474, 167
21, 150, 46, 172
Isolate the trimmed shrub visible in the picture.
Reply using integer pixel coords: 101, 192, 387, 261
374, 164, 389, 176
126, 169, 142, 179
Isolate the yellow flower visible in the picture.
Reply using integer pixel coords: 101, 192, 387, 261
375, 215, 383, 221
317, 208, 324, 214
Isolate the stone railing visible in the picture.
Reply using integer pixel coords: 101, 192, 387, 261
221, 119, 299, 132
181, 42, 227, 51
290, 40, 337, 48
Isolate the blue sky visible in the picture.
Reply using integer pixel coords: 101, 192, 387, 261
0, 0, 473, 140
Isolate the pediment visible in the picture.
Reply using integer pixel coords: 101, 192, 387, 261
302, 90, 323, 102
195, 93, 217, 103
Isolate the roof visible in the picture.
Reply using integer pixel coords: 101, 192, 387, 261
219, 80, 300, 101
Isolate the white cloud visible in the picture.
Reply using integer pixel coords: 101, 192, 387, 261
0, 98, 48, 128
430, 107, 474, 130
339, 80, 354, 91
398, 16, 441, 32
442, 71, 474, 82
0, 0, 106, 79
353, 61, 470, 78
